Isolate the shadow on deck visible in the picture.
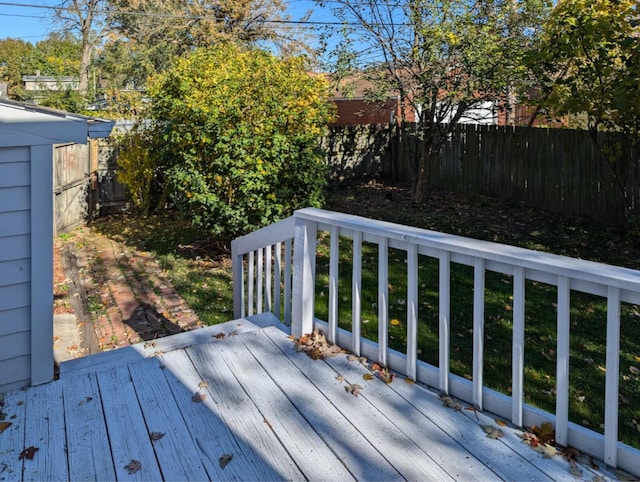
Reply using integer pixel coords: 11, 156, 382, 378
0, 314, 630, 481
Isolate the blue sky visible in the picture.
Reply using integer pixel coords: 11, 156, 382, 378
0, 0, 337, 43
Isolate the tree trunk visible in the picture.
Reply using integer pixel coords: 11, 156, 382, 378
411, 136, 434, 204
78, 41, 91, 95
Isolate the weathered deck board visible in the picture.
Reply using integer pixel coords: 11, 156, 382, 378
205, 337, 357, 481
0, 322, 624, 481
61, 372, 116, 481
95, 365, 163, 481
126, 359, 210, 481
23, 383, 67, 481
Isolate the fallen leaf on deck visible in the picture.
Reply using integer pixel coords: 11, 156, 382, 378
535, 443, 557, 458
335, 375, 345, 382
144, 341, 156, 349
531, 422, 555, 445
568, 460, 582, 476
214, 332, 226, 339
18, 446, 39, 460
198, 381, 208, 389
294, 330, 342, 360
219, 454, 233, 469
78, 396, 93, 406
0, 422, 12, 433
441, 395, 462, 411
377, 368, 394, 384
358, 357, 368, 366
229, 330, 238, 337
149, 432, 165, 441
371, 363, 382, 372
344, 383, 363, 396
363, 373, 374, 381
124, 460, 142, 474
481, 425, 504, 439
192, 392, 207, 403
404, 378, 415, 384
495, 419, 507, 427
347, 354, 358, 362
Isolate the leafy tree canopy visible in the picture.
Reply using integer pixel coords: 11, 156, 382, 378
120, 44, 335, 241
528, 0, 640, 135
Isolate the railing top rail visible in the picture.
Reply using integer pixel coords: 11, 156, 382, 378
231, 215, 295, 255
294, 208, 640, 292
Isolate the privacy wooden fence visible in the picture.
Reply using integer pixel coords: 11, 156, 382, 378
328, 123, 640, 225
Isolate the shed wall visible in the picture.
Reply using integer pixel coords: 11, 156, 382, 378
0, 145, 31, 391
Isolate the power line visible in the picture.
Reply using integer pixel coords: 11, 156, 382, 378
0, 1, 407, 27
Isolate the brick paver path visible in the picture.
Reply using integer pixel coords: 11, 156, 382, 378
60, 227, 203, 351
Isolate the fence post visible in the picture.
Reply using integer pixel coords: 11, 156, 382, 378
291, 215, 317, 338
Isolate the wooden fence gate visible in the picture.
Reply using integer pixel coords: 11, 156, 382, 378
53, 140, 128, 235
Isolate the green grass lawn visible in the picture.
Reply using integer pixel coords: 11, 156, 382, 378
90, 181, 640, 449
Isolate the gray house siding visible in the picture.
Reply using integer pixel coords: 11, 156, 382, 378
0, 145, 31, 390
0, 100, 113, 392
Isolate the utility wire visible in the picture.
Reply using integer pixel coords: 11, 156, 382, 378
0, 1, 408, 27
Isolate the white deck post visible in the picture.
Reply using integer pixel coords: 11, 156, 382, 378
292, 216, 317, 338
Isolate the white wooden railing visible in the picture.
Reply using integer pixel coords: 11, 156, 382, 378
231, 207, 640, 474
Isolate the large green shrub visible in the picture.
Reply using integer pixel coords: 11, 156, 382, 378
145, 44, 334, 242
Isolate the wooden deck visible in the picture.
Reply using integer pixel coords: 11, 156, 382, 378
0, 319, 623, 481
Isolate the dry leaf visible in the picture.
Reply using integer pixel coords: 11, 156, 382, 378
150, 432, 165, 441
219, 453, 233, 469
568, 460, 582, 477
358, 357, 368, 366
18, 446, 39, 460
198, 381, 209, 389
441, 395, 462, 411
124, 460, 142, 474
0, 421, 12, 433
495, 419, 507, 427
404, 378, 415, 384
531, 422, 555, 445
344, 383, 363, 396
335, 375, 345, 382
363, 373, 374, 381
371, 363, 382, 372
192, 392, 207, 403
347, 354, 358, 362
535, 443, 557, 458
214, 332, 226, 339
78, 396, 93, 406
629, 366, 640, 375
144, 341, 156, 349
294, 331, 342, 360
597, 365, 606, 372
481, 425, 504, 439
390, 319, 400, 326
